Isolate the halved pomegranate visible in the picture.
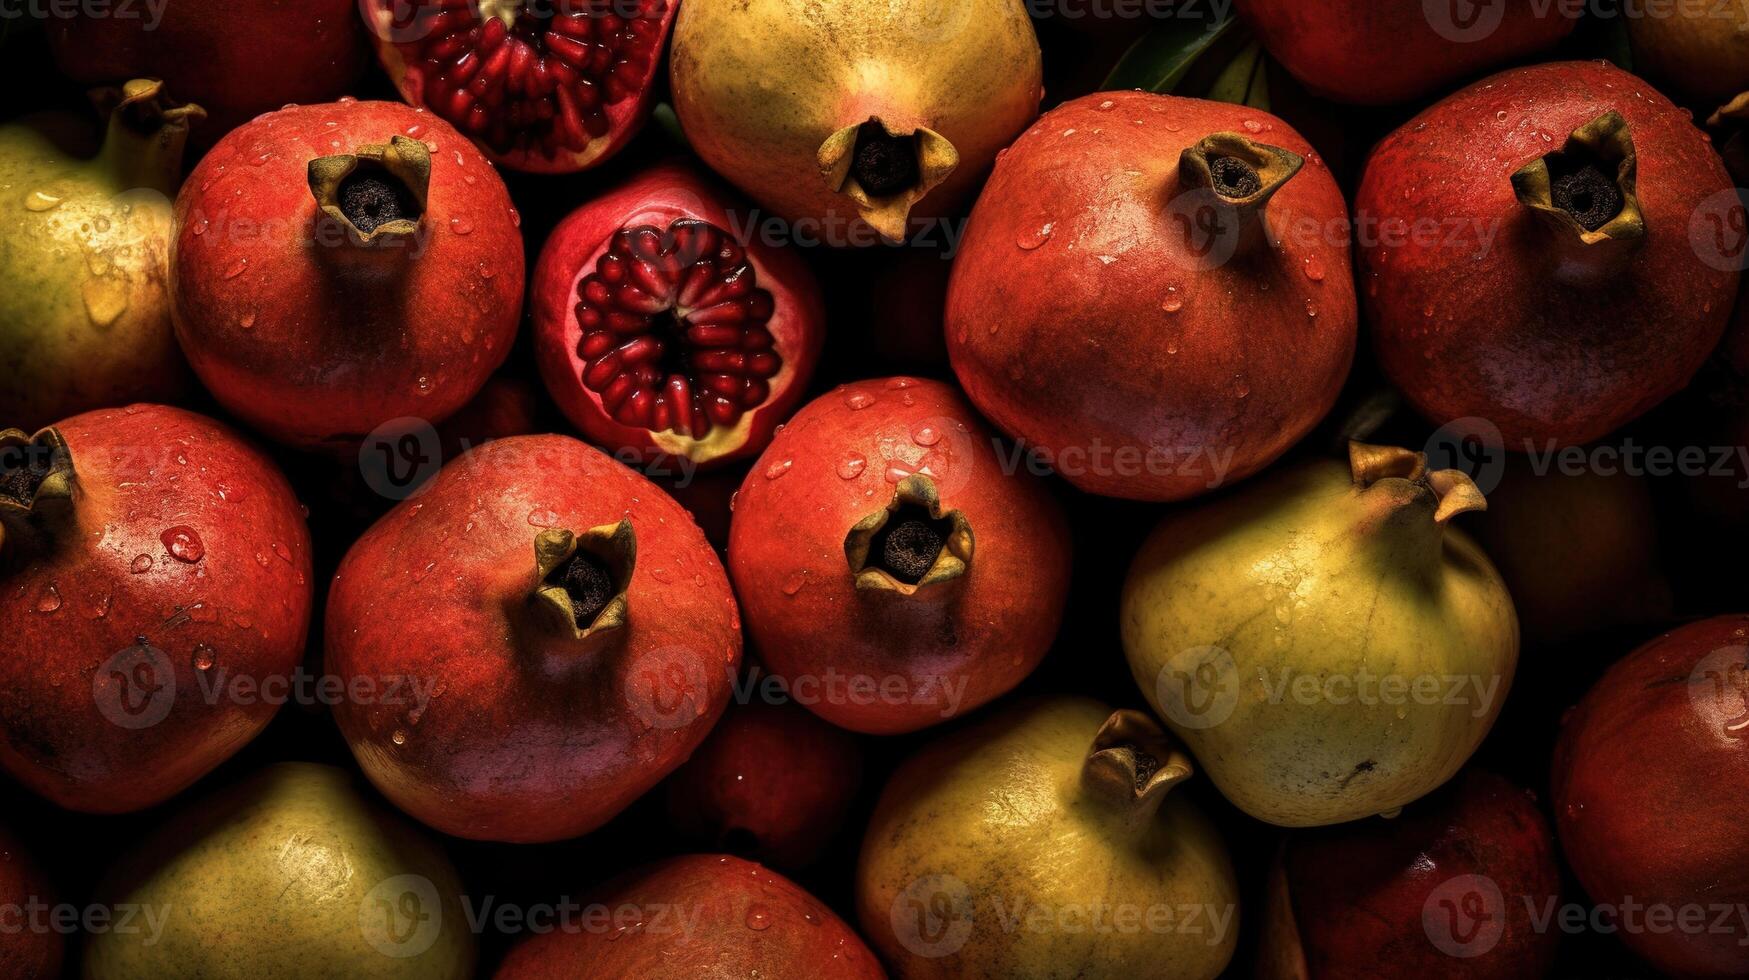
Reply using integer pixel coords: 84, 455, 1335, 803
360, 0, 676, 173
533, 161, 824, 470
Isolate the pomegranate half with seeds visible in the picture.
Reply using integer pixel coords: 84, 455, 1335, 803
533, 162, 824, 470
362, 0, 677, 173
728, 378, 1070, 734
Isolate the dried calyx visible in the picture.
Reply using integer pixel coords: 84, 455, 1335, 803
1178, 133, 1305, 256
1348, 442, 1487, 525
844, 475, 974, 594
1510, 111, 1644, 284
308, 135, 431, 246
1709, 93, 1749, 183
819, 117, 959, 242
532, 518, 636, 640
0, 428, 75, 553
1081, 709, 1194, 830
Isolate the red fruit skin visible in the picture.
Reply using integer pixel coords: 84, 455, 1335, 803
436, 374, 542, 461
1358, 61, 1742, 449
946, 91, 1357, 502
665, 700, 863, 870
47, 0, 367, 140
361, 0, 677, 174
728, 378, 1071, 735
1265, 770, 1562, 980
1552, 615, 1749, 978
325, 434, 741, 843
1234, 0, 1577, 106
0, 405, 312, 813
172, 100, 524, 453
532, 161, 824, 471
494, 854, 884, 980
0, 824, 62, 980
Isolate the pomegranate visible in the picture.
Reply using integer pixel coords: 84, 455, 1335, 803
1122, 443, 1517, 827
47, 0, 366, 140
946, 91, 1357, 502
1552, 615, 1749, 978
664, 699, 864, 869
0, 405, 312, 813
1358, 61, 1744, 449
496, 854, 884, 979
0, 80, 201, 432
858, 698, 1240, 979
172, 99, 524, 453
325, 434, 740, 843
670, 0, 1043, 242
1232, 0, 1577, 106
1628, 0, 1749, 106
1258, 769, 1562, 980
532, 162, 824, 471
361, 0, 678, 173
728, 377, 1070, 735
1713, 93, 1749, 182
0, 824, 61, 980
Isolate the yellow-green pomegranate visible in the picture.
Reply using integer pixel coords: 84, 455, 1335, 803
669, 0, 1042, 243
83, 763, 475, 979
0, 80, 199, 431
1121, 444, 1518, 827
857, 697, 1240, 979
1628, 2, 1749, 106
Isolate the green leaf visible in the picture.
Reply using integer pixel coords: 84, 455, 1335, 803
1102, 11, 1240, 94
1205, 41, 1266, 109
652, 103, 689, 149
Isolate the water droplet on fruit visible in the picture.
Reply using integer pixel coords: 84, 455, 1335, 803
1305, 299, 1318, 319
449, 216, 473, 236
884, 465, 911, 484
82, 277, 129, 329
527, 508, 560, 527
24, 190, 61, 211
745, 906, 773, 931
192, 644, 216, 671
842, 390, 876, 410
88, 594, 112, 619
34, 584, 62, 613
1242, 119, 1264, 133
391, 729, 407, 746
1302, 256, 1326, 281
912, 424, 942, 447
223, 258, 249, 279
650, 567, 673, 584
1017, 221, 1054, 250
130, 553, 154, 574
191, 217, 208, 236
160, 526, 205, 563
764, 459, 793, 480
416, 376, 433, 394
836, 453, 866, 480
1161, 288, 1183, 313
238, 311, 256, 330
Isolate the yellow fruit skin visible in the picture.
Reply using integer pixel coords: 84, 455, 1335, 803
670, 0, 1042, 241
0, 100, 191, 431
82, 763, 475, 980
1120, 460, 1518, 827
1629, 4, 1749, 105
857, 697, 1240, 980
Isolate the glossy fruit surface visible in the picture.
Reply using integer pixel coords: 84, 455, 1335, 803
172, 99, 524, 452
946, 91, 1356, 502
532, 162, 823, 470
1234, 0, 1577, 105
83, 762, 475, 979
1358, 61, 1743, 448
729, 377, 1070, 734
496, 854, 884, 979
670, 0, 1042, 242
326, 434, 740, 842
665, 699, 863, 869
1552, 615, 1749, 978
858, 697, 1240, 979
0, 823, 61, 980
361, 0, 677, 173
1258, 769, 1562, 980
47, 0, 366, 139
1122, 444, 1517, 826
1628, 1, 1749, 105
0, 405, 312, 813
0, 80, 198, 431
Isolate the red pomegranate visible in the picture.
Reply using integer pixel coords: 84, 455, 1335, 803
172, 99, 524, 453
532, 162, 824, 471
1259, 770, 1562, 980
495, 854, 884, 979
1552, 615, 1749, 978
665, 699, 864, 869
1358, 61, 1744, 449
361, 0, 677, 173
0, 824, 61, 980
0, 405, 312, 813
946, 91, 1357, 502
325, 434, 740, 843
728, 377, 1070, 734
1233, 0, 1577, 106
47, 0, 367, 140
